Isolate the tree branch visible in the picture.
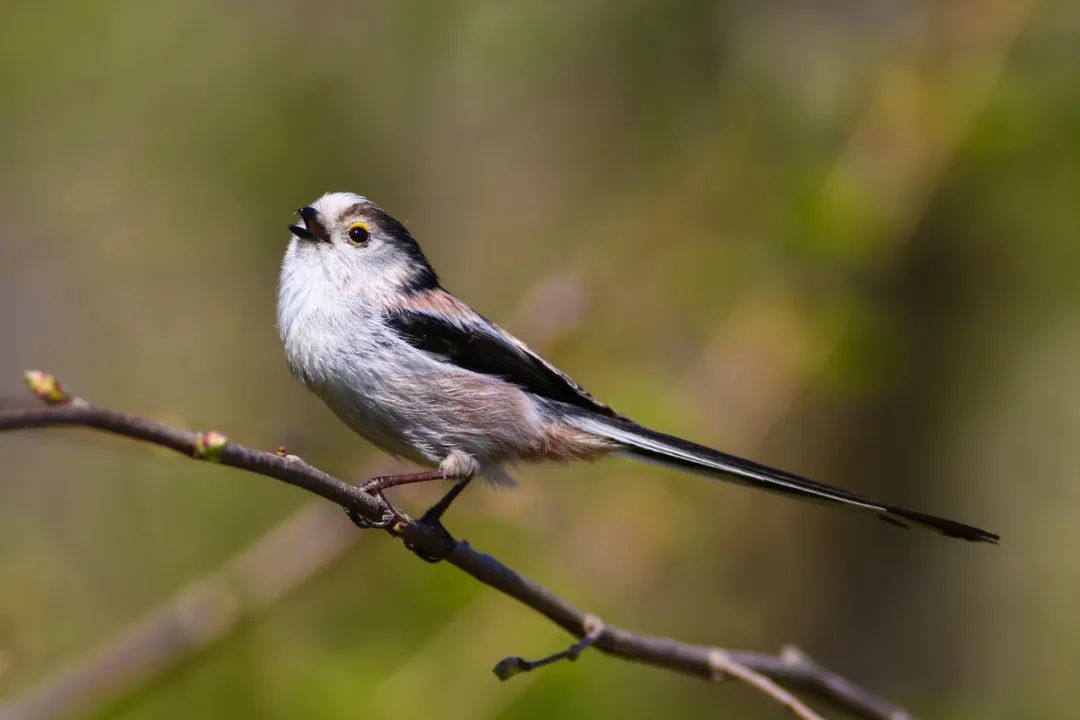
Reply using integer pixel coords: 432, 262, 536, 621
0, 372, 913, 720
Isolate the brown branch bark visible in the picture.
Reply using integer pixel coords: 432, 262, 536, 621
0, 374, 913, 720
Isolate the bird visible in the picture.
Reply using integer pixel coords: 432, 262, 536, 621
277, 192, 998, 549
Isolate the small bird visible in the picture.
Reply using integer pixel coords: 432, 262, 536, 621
277, 192, 998, 546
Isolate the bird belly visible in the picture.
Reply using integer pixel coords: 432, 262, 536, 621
314, 381, 434, 467
313, 345, 547, 472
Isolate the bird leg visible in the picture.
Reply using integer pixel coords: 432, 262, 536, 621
347, 471, 474, 563
404, 476, 474, 563
346, 470, 448, 530
420, 475, 473, 528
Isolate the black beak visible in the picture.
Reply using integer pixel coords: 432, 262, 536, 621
289, 206, 331, 243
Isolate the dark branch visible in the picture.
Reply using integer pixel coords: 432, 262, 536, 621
0, 373, 913, 720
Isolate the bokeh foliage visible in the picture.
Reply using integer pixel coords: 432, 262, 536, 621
1, 0, 1077, 717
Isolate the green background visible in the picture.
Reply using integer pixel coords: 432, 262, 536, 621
1, 1, 1076, 717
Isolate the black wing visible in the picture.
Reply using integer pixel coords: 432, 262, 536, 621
386, 309, 618, 418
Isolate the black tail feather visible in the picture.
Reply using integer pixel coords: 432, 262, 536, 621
568, 412, 999, 544
880, 506, 999, 544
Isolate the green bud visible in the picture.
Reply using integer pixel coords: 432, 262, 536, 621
194, 431, 228, 462
23, 370, 70, 405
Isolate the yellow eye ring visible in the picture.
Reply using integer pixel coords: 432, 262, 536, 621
347, 222, 370, 246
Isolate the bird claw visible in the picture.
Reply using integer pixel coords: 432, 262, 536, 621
344, 492, 456, 562
344, 475, 460, 562
345, 489, 400, 530
404, 512, 457, 563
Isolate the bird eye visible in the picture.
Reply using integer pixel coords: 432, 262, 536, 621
347, 223, 370, 246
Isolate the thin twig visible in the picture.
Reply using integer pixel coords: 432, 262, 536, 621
493, 614, 604, 680
0, 373, 911, 720
709, 650, 826, 720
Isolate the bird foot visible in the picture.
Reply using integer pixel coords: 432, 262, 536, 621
345, 487, 400, 530
404, 510, 457, 563
344, 472, 462, 561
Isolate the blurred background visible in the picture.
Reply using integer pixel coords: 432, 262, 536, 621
0, 0, 1076, 717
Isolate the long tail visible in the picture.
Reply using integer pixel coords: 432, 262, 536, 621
567, 413, 999, 544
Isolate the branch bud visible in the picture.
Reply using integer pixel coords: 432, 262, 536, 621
492, 656, 527, 681
194, 431, 228, 462
23, 370, 70, 405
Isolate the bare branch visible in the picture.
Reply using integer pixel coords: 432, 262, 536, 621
0, 373, 912, 720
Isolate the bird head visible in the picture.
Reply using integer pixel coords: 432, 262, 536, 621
285, 192, 438, 295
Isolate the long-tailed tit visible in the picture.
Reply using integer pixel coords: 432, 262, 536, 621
277, 192, 998, 547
